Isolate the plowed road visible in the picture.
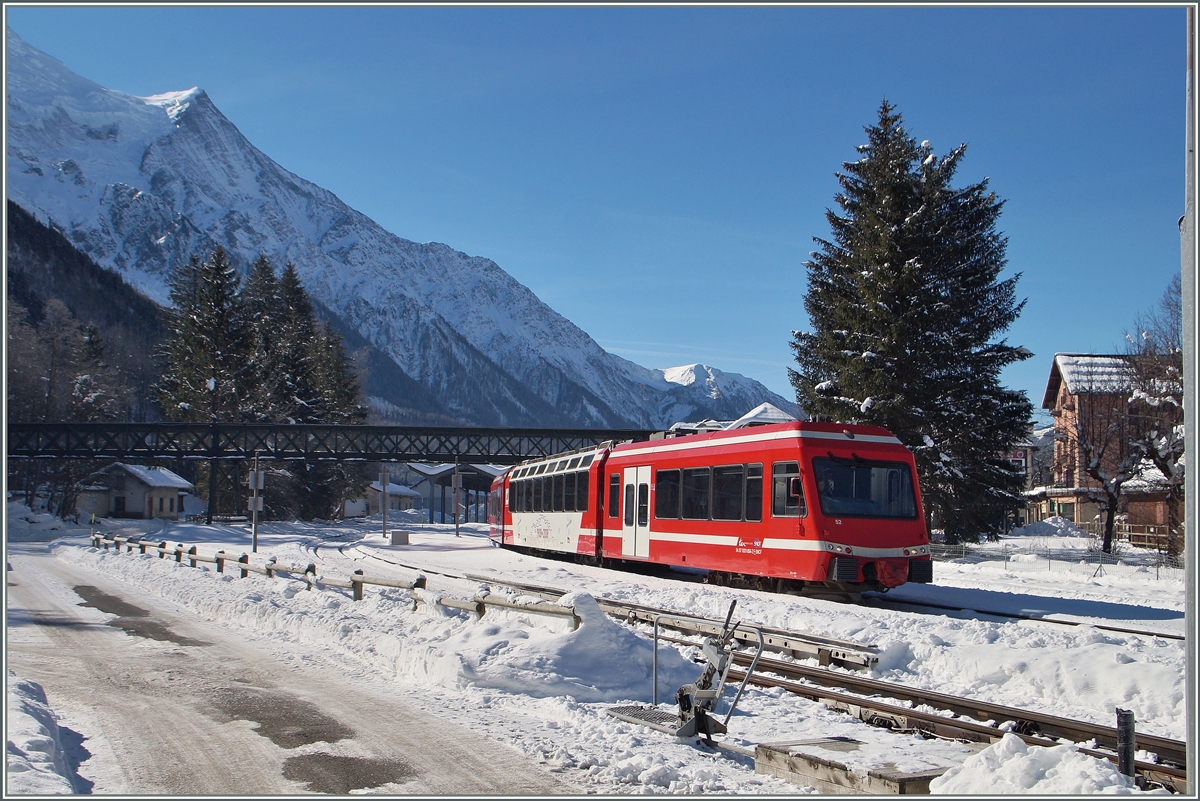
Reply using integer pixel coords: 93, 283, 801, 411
6, 542, 569, 794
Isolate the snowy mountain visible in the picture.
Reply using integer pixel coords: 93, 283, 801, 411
5, 28, 801, 428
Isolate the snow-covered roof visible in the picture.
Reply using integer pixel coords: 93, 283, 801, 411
409, 463, 507, 479
1042, 354, 1135, 409
665, 402, 799, 436
112, 463, 193, 490
725, 402, 799, 430
369, 481, 421, 497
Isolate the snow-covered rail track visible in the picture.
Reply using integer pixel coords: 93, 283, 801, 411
723, 661, 1187, 793
863, 595, 1185, 641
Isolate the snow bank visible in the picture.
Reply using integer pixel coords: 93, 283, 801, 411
6, 672, 75, 794
1011, 516, 1089, 538
57, 545, 694, 705
6, 501, 77, 543
929, 733, 1159, 795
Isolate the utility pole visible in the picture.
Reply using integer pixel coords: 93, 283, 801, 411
380, 469, 389, 541
248, 453, 264, 553
453, 456, 461, 537
1181, 4, 1196, 785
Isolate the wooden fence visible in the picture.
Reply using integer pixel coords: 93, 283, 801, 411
1077, 521, 1175, 549
89, 532, 580, 629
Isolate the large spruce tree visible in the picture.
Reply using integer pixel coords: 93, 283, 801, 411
790, 101, 1033, 541
157, 249, 367, 521
156, 248, 251, 423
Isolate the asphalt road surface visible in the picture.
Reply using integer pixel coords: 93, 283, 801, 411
6, 542, 570, 794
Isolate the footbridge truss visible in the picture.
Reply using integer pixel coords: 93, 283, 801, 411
5, 423, 657, 465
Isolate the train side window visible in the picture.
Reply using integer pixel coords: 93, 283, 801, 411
509, 481, 519, 513
637, 484, 649, 527
564, 472, 577, 511
624, 484, 635, 526
522, 480, 532, 513
577, 471, 589, 512
533, 477, 543, 512
655, 469, 681, 519
580, 455, 594, 468
772, 461, 805, 517
712, 465, 744, 520
746, 463, 763, 522
682, 467, 711, 520
609, 474, 620, 518
552, 474, 564, 512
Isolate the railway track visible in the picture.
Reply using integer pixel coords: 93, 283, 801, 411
307, 541, 1187, 789
864, 594, 1186, 642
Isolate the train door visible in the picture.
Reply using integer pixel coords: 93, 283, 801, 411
621, 465, 651, 558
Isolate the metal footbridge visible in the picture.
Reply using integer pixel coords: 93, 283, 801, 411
5, 422, 656, 464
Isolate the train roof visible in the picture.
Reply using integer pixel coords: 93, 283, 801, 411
610, 419, 905, 458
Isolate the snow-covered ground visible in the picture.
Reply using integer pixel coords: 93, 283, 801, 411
6, 503, 1184, 794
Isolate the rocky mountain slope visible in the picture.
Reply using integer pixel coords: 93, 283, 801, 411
6, 28, 801, 428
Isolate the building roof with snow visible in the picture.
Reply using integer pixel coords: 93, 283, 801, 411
369, 481, 421, 498
1041, 353, 1136, 409
725, 402, 799, 429
111, 463, 193, 490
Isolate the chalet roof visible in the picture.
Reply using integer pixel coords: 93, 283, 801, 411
1041, 353, 1136, 410
369, 481, 421, 497
112, 463, 193, 490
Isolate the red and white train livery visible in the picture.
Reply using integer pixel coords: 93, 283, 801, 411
487, 420, 932, 592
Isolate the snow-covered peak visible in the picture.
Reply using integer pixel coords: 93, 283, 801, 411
661, 364, 705, 387
6, 28, 802, 429
140, 87, 205, 122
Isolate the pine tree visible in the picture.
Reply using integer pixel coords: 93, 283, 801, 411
790, 101, 1033, 541
156, 248, 251, 423
240, 254, 285, 421
276, 262, 320, 422
156, 248, 252, 522
295, 321, 368, 519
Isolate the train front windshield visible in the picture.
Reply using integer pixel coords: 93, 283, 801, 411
811, 457, 917, 519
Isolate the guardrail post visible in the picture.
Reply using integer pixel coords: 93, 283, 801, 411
158, 541, 167, 559
1117, 708, 1136, 780
352, 570, 364, 601
188, 546, 198, 569
238, 554, 249, 579
414, 574, 427, 589
265, 559, 275, 579
139, 539, 148, 555
305, 564, 317, 590
215, 551, 225, 573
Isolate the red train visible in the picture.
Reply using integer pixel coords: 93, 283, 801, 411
487, 420, 933, 593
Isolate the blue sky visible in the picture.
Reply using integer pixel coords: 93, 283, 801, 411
6, 6, 1188, 421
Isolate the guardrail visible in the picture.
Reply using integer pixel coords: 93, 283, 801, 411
88, 532, 580, 629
